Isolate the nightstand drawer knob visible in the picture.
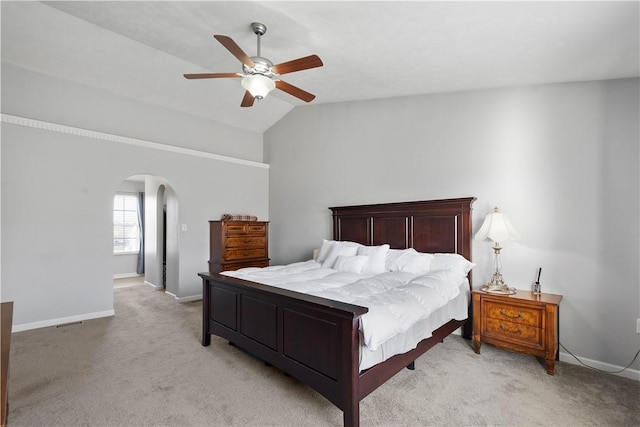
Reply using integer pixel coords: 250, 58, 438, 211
499, 324, 524, 334
500, 309, 524, 319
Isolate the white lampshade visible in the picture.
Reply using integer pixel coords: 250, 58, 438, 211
241, 74, 275, 99
475, 207, 521, 244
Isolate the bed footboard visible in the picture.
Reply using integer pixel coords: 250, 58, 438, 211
199, 272, 368, 425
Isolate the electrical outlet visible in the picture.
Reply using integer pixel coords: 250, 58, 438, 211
637, 319, 640, 334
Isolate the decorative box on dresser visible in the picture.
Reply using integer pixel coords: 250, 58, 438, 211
209, 220, 269, 273
472, 289, 563, 375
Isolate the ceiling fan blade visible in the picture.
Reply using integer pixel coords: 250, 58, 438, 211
214, 35, 255, 68
275, 80, 316, 102
183, 73, 241, 79
272, 55, 323, 75
240, 91, 255, 108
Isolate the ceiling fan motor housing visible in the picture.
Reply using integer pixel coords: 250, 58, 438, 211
243, 56, 275, 78
245, 23, 275, 79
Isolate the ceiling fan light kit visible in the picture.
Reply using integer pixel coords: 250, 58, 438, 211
184, 22, 323, 107
241, 74, 275, 99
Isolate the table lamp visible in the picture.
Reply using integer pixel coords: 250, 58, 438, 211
475, 207, 521, 293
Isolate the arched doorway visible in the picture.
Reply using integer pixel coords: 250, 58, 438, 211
113, 174, 179, 296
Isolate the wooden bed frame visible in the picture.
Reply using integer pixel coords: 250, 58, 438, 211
198, 197, 475, 426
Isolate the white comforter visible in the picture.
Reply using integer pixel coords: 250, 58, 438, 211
221, 261, 464, 351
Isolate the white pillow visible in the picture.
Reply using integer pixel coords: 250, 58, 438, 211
396, 251, 434, 274
317, 239, 336, 264
317, 239, 361, 264
357, 244, 390, 274
384, 248, 435, 274
322, 244, 360, 268
333, 255, 368, 273
430, 253, 475, 277
385, 248, 415, 272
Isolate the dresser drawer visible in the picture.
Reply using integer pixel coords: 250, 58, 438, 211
226, 236, 266, 248
225, 223, 267, 235
224, 248, 267, 261
222, 260, 270, 271
485, 318, 543, 348
246, 223, 266, 234
485, 301, 542, 327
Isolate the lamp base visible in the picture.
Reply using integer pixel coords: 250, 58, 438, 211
480, 285, 516, 295
481, 271, 516, 295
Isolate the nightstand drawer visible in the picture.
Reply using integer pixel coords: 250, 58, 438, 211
485, 301, 542, 327
485, 318, 543, 347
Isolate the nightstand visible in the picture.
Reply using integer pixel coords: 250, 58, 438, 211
472, 289, 563, 375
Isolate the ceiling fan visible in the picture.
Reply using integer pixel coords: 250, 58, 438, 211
184, 22, 323, 107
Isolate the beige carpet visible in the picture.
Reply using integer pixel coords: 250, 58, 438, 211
7, 283, 639, 426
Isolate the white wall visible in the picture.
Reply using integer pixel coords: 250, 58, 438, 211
1, 64, 269, 330
141, 176, 180, 297
143, 177, 168, 291
1, 62, 264, 162
265, 78, 640, 375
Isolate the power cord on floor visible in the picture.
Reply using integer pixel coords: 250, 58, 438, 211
560, 342, 640, 374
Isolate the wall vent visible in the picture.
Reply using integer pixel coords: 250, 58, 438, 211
55, 321, 84, 328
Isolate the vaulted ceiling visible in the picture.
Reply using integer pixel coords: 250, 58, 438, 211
2, 1, 638, 133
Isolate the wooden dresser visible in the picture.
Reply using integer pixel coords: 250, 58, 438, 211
472, 289, 562, 375
209, 220, 269, 273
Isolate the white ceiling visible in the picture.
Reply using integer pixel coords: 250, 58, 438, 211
2, 1, 639, 134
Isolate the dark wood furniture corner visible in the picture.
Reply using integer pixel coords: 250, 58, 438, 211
472, 289, 562, 375
209, 220, 269, 273
1, 302, 14, 427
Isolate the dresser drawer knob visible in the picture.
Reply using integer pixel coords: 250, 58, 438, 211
500, 309, 524, 319
499, 324, 524, 334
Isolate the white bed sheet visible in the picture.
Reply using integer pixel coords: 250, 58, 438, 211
358, 279, 469, 371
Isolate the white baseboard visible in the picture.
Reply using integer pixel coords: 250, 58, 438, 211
12, 309, 115, 333
559, 351, 640, 381
165, 291, 202, 303
452, 329, 638, 381
144, 280, 164, 290
113, 273, 143, 279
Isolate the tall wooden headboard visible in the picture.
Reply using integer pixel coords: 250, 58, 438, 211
330, 197, 476, 266
331, 197, 476, 341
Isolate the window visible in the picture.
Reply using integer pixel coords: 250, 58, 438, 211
113, 193, 140, 254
